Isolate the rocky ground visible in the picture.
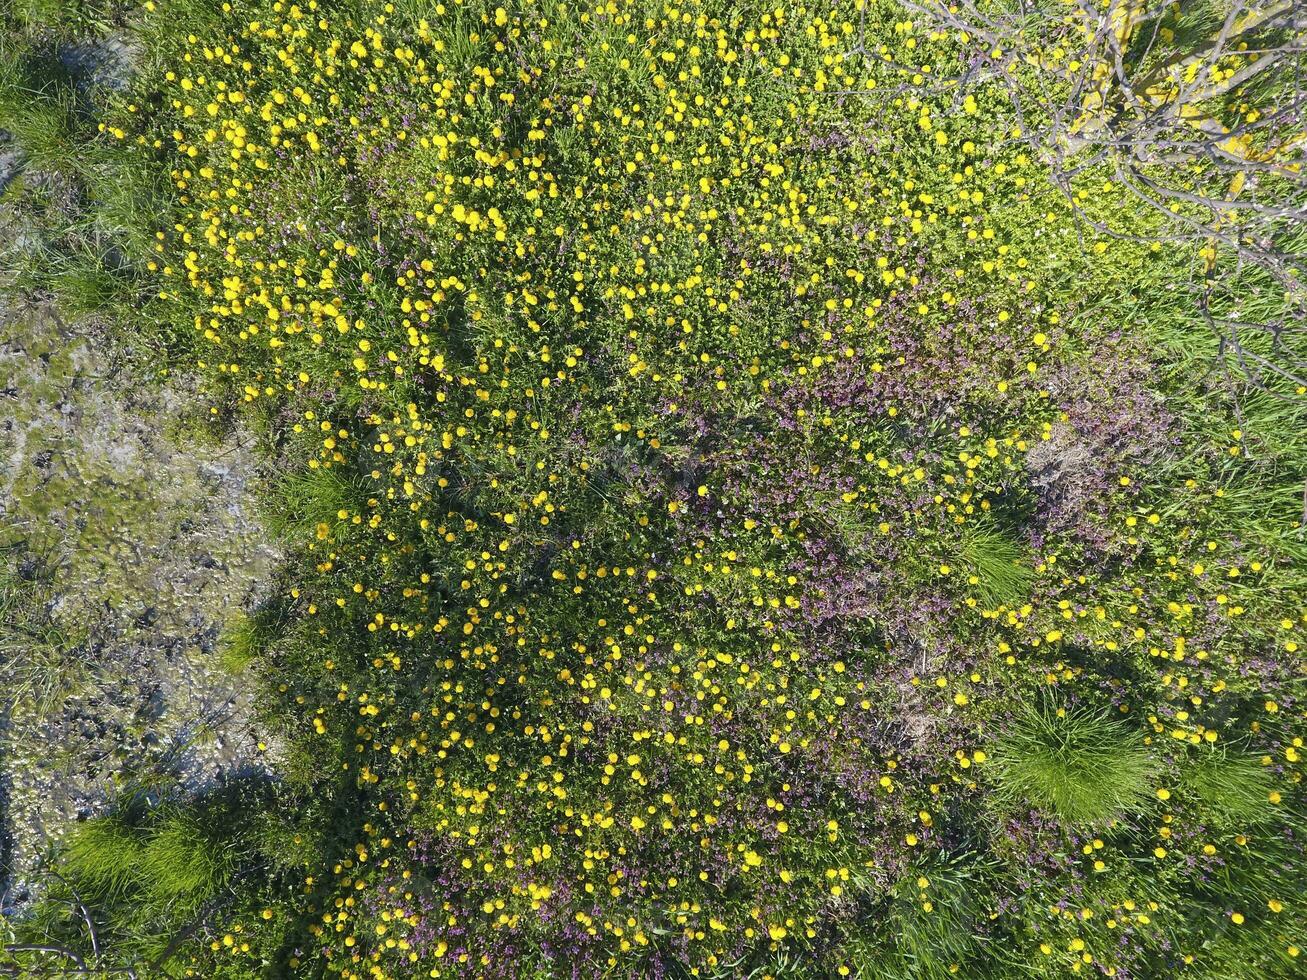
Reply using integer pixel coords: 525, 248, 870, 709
0, 61, 278, 906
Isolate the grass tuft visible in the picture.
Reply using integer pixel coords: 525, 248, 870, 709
958, 524, 1033, 607
1184, 747, 1277, 827
139, 808, 225, 902
989, 699, 1156, 825
49, 246, 131, 315
62, 815, 144, 898
264, 465, 367, 539
0, 63, 80, 174
844, 855, 994, 980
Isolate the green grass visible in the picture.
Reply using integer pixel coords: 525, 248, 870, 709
139, 808, 226, 902
262, 464, 369, 539
0, 558, 93, 721
1180, 827, 1307, 979
10, 784, 270, 974
82, 144, 172, 257
0, 67, 80, 174
48, 245, 131, 315
844, 856, 996, 980
958, 524, 1033, 608
5, 0, 123, 36
218, 614, 264, 675
218, 602, 289, 676
989, 699, 1157, 826
2, 0, 1306, 976
62, 815, 145, 898
1184, 747, 1277, 827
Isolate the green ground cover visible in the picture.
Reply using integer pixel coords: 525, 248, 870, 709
2, 0, 1304, 977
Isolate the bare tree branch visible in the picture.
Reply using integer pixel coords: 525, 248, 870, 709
895, 0, 1307, 394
